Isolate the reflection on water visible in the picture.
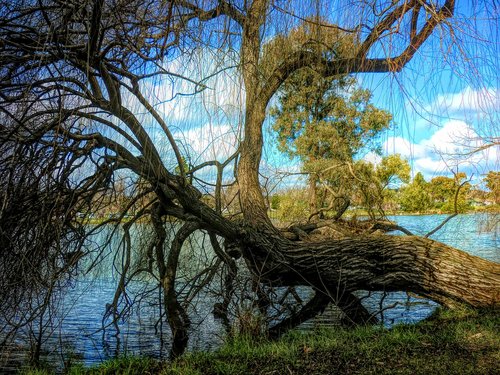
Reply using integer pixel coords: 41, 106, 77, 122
1, 278, 225, 373
1, 214, 498, 372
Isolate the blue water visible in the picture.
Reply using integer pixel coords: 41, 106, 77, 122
389, 214, 499, 262
358, 213, 498, 325
1, 214, 498, 371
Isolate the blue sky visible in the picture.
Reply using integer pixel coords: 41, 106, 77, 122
134, 2, 498, 190
359, 0, 499, 183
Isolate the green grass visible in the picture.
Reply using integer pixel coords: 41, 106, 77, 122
21, 307, 499, 375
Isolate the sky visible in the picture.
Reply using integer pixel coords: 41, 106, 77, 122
137, 1, 499, 190
358, 1, 499, 183
320, 1, 499, 184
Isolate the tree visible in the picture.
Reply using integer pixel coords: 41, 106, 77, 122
377, 154, 412, 189
399, 172, 432, 212
484, 171, 500, 205
353, 154, 411, 216
428, 173, 471, 213
1, 0, 498, 362
270, 30, 392, 218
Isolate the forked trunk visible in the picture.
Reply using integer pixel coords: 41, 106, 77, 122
231, 0, 498, 324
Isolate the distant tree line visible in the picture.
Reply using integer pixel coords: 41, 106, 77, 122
270, 169, 499, 222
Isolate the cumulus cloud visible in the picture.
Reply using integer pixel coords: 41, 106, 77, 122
135, 51, 245, 125
383, 120, 498, 180
426, 86, 499, 115
383, 136, 427, 159
363, 151, 382, 165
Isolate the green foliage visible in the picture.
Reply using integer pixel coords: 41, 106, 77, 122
484, 171, 500, 204
351, 160, 382, 216
271, 189, 308, 222
270, 27, 393, 218
351, 155, 411, 216
270, 194, 280, 210
271, 72, 391, 168
19, 369, 52, 375
260, 18, 356, 84
399, 172, 432, 212
84, 357, 159, 375
376, 154, 411, 187
428, 173, 471, 213
398, 172, 472, 213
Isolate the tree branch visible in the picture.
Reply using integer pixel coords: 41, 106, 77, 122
268, 290, 331, 339
260, 0, 456, 107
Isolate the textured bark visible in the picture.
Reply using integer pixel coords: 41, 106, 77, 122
237, 104, 271, 228
221, 0, 500, 323
235, 232, 500, 308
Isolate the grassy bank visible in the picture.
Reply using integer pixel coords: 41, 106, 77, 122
21, 307, 499, 375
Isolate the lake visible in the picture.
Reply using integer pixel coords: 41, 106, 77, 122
1, 213, 498, 372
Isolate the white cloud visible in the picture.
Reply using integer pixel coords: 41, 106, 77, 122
138, 51, 245, 124
363, 151, 382, 165
175, 123, 240, 164
413, 157, 450, 176
201, 71, 245, 118
383, 136, 427, 159
383, 120, 499, 180
426, 86, 499, 115
421, 120, 479, 153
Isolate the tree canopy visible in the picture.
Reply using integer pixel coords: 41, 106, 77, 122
484, 171, 500, 205
271, 55, 393, 218
0, 0, 498, 365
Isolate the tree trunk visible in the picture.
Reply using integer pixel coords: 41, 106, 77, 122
234, 232, 500, 308
308, 175, 318, 220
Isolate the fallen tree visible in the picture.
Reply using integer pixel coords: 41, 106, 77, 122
1, 0, 498, 361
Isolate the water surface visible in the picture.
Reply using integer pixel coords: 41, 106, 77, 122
1, 213, 498, 371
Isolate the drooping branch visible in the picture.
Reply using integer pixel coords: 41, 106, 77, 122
129, 78, 187, 180
152, 205, 200, 358
209, 233, 237, 332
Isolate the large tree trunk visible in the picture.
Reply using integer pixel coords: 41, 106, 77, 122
234, 231, 500, 308
237, 0, 274, 229
173, 176, 499, 308
228, 0, 499, 322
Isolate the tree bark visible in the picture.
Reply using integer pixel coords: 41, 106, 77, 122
234, 232, 500, 308
308, 175, 318, 221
